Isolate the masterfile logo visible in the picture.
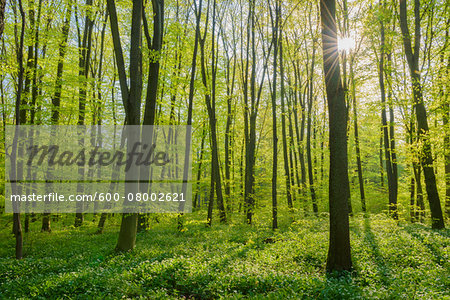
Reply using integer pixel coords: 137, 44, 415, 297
5, 125, 192, 214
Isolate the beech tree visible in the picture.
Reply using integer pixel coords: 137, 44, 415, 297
399, 0, 444, 229
320, 0, 352, 272
107, 0, 144, 251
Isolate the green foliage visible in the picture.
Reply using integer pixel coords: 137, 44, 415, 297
0, 213, 448, 299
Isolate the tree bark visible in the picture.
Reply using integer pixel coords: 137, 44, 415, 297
11, 0, 26, 259
292, 61, 307, 215
199, 0, 226, 223
410, 169, 415, 222
0, 0, 5, 38
306, 39, 318, 214
193, 125, 207, 209
221, 15, 236, 212
270, 0, 280, 230
378, 8, 397, 219
279, 29, 293, 211
242, 0, 258, 224
109, 0, 144, 251
75, 0, 94, 228
350, 56, 365, 212
139, 0, 163, 231
51, 0, 71, 121
320, 0, 352, 272
399, 0, 444, 229
207, 163, 215, 226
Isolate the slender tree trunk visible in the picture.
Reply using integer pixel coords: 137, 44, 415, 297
242, 0, 259, 224
176, 0, 201, 230
239, 136, 244, 213
413, 161, 425, 222
270, 0, 280, 230
287, 83, 298, 205
340, 0, 353, 217
194, 125, 207, 209
11, 0, 26, 259
444, 73, 450, 219
30, 0, 42, 123
292, 62, 307, 214
320, 0, 352, 272
0, 0, 5, 38
379, 128, 384, 187
440, 26, 449, 218
74, 0, 94, 228
279, 30, 293, 211
387, 50, 398, 218
207, 162, 215, 226
20, 0, 36, 125
210, 0, 226, 222
108, 0, 144, 251
21, 1, 35, 231
23, 0, 42, 233
222, 25, 236, 212
52, 1, 71, 120
410, 168, 415, 222
306, 41, 318, 214
33, 0, 49, 232
188, 0, 204, 203
0, 48, 5, 129
399, 0, 444, 229
379, 9, 397, 219
199, 0, 226, 223
409, 120, 425, 222
139, 0, 164, 231
350, 55, 365, 212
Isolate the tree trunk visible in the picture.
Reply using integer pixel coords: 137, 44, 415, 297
440, 25, 449, 218
199, 0, 226, 223
139, 0, 163, 231
189, 0, 203, 209
242, 0, 259, 224
75, 0, 94, 228
30, 0, 42, 123
108, 0, 144, 251
0, 0, 5, 38
193, 125, 207, 209
36, 0, 49, 231
306, 40, 318, 214
270, 0, 280, 230
413, 162, 425, 222
410, 170, 415, 222
11, 0, 26, 259
279, 30, 293, 211
320, 0, 352, 272
379, 128, 384, 187
292, 62, 307, 215
52, 0, 71, 122
399, 0, 444, 229
222, 20, 236, 212
207, 163, 215, 226
350, 57, 365, 212
286, 78, 298, 205
378, 9, 397, 219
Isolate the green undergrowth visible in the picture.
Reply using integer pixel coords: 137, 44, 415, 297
0, 212, 449, 299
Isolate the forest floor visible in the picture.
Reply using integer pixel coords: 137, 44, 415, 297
0, 211, 449, 299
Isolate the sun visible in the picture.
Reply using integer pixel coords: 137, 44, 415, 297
338, 36, 356, 52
